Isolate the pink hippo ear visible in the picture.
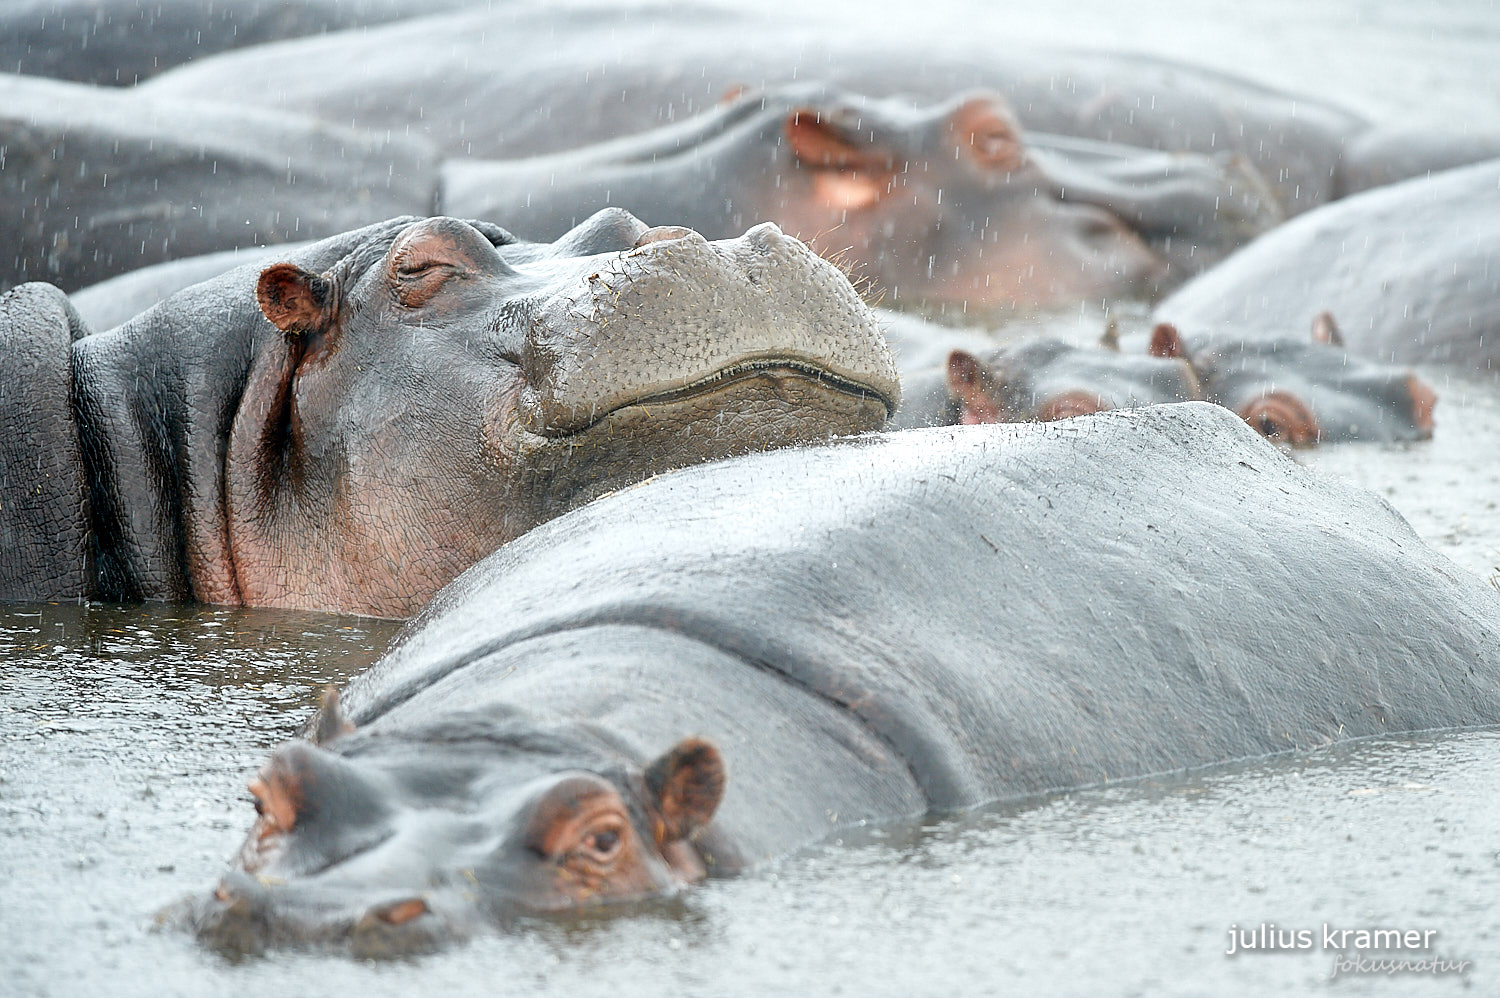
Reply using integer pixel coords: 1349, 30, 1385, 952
257, 263, 338, 338
644, 738, 725, 844
946, 350, 1005, 424
310, 685, 355, 746
948, 94, 1026, 172
1148, 322, 1187, 359
1311, 311, 1345, 347
785, 109, 891, 211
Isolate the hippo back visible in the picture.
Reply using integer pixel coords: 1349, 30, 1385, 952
1156, 159, 1500, 368
346, 404, 1500, 815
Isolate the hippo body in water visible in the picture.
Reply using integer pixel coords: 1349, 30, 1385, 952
442, 86, 1281, 316
1, 210, 896, 616
192, 404, 1500, 954
142, 4, 1499, 217
1154, 160, 1500, 371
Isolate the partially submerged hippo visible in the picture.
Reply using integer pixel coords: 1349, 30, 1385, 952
2, 210, 896, 616
1117, 320, 1436, 446
141, 3, 1498, 216
186, 404, 1500, 954
1154, 160, 1500, 371
889, 328, 1199, 429
0, 74, 438, 292
443, 86, 1280, 316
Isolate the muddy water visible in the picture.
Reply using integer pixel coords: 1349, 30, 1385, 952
6, 0, 1500, 995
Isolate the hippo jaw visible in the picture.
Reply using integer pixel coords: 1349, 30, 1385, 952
188, 724, 728, 957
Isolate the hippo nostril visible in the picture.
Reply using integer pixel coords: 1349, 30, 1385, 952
633, 225, 699, 248
742, 221, 787, 246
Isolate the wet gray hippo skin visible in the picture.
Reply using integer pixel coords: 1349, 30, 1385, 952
0, 74, 438, 292
1120, 321, 1436, 446
141, 4, 1493, 216
0, 0, 491, 85
442, 86, 1281, 315
889, 333, 1200, 430
190, 405, 1500, 954
1155, 160, 1500, 371
0, 284, 90, 600
8, 210, 896, 616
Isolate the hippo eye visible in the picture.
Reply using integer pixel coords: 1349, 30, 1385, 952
586, 829, 621, 857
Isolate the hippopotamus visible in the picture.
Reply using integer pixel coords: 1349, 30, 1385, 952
185, 404, 1500, 954
1154, 159, 1500, 371
1155, 319, 1437, 446
888, 325, 1199, 429
140, 3, 1499, 216
0, 0, 489, 85
1, 210, 896, 616
0, 74, 441, 292
441, 86, 1280, 317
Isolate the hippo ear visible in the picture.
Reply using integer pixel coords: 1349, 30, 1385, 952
946, 350, 1004, 424
256, 263, 339, 338
310, 685, 355, 746
1099, 316, 1121, 352
785, 109, 891, 211
1311, 311, 1345, 347
1148, 323, 1186, 359
644, 738, 725, 844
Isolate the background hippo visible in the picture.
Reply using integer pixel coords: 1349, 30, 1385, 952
188, 404, 1500, 954
3, 210, 896, 616
889, 328, 1200, 429
0, 74, 439, 292
1153, 159, 1500, 370
139, 3, 1497, 217
442, 86, 1279, 317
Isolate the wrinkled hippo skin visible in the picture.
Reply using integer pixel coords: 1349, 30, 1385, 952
443, 86, 1280, 316
7, 211, 896, 617
890, 330, 1199, 429
0, 0, 490, 85
0, 284, 90, 600
0, 74, 438, 292
187, 404, 1500, 954
1155, 160, 1500, 371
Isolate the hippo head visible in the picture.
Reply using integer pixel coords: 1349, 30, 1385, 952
75, 211, 898, 616
188, 696, 730, 956
942, 325, 1200, 424
1170, 315, 1437, 446
758, 89, 1164, 317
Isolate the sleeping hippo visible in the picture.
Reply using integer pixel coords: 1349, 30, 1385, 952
889, 327, 1199, 429
141, 3, 1499, 216
184, 404, 1500, 955
1118, 320, 1436, 446
1, 210, 897, 616
442, 86, 1281, 316
1153, 159, 1500, 371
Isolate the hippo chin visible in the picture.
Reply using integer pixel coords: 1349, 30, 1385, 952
4, 209, 897, 617
186, 405, 1500, 955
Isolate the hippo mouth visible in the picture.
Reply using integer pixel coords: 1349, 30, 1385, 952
543, 355, 898, 438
